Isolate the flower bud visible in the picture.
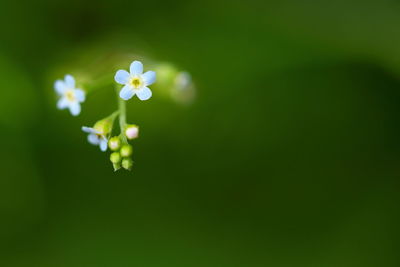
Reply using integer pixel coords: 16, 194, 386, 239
94, 118, 113, 135
120, 145, 133, 157
112, 163, 121, 172
125, 125, 139, 140
108, 136, 121, 151
122, 158, 133, 170
110, 152, 121, 164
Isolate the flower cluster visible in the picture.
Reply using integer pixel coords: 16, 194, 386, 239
54, 60, 155, 171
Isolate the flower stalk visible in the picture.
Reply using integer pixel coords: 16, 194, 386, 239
117, 84, 128, 143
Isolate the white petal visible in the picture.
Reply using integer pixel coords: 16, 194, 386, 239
82, 126, 93, 133
115, 70, 130, 84
130, 61, 143, 75
69, 102, 81, 116
57, 97, 69, 109
65, 75, 75, 88
75, 89, 85, 102
88, 134, 100, 145
119, 85, 135, 100
54, 80, 66, 94
136, 87, 152, 101
82, 126, 102, 134
100, 139, 108, 151
142, 71, 156, 86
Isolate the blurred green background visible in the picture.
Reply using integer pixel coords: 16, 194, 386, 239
1, 0, 400, 266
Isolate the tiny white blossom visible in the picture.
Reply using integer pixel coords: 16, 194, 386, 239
54, 75, 85, 116
114, 60, 156, 101
82, 126, 108, 152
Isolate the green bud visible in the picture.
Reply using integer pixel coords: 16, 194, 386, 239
122, 158, 133, 170
112, 163, 121, 172
120, 145, 133, 157
108, 136, 121, 151
94, 118, 113, 135
110, 152, 121, 164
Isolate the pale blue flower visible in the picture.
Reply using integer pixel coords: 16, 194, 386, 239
54, 75, 85, 116
114, 60, 156, 101
82, 126, 108, 151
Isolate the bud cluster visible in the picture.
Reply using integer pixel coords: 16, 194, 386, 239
108, 126, 138, 171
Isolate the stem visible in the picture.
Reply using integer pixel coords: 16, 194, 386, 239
119, 97, 126, 129
116, 84, 128, 143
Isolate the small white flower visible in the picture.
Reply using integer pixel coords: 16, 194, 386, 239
82, 126, 108, 152
114, 60, 156, 101
54, 75, 85, 116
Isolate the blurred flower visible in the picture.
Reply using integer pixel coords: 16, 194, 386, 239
115, 60, 156, 101
82, 126, 108, 152
175, 71, 192, 88
125, 124, 139, 140
152, 64, 196, 105
54, 75, 85, 116
172, 71, 196, 105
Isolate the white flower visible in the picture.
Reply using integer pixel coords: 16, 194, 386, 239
54, 75, 85, 116
82, 126, 108, 152
114, 60, 156, 101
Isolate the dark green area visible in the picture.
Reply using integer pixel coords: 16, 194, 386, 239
1, 0, 400, 266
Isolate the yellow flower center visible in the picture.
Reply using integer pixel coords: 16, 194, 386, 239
129, 77, 143, 89
65, 90, 76, 101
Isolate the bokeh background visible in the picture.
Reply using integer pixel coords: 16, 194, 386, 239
1, 0, 400, 266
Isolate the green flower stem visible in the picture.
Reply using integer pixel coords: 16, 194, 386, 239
116, 84, 128, 143
107, 110, 120, 123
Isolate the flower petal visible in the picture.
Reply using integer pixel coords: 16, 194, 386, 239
130, 61, 143, 75
57, 97, 69, 109
88, 134, 100, 145
65, 75, 75, 88
100, 138, 108, 151
119, 85, 135, 100
54, 80, 66, 94
75, 89, 85, 102
82, 126, 102, 135
115, 70, 130, 84
136, 87, 152, 101
69, 102, 81, 116
142, 71, 156, 86
82, 126, 93, 133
